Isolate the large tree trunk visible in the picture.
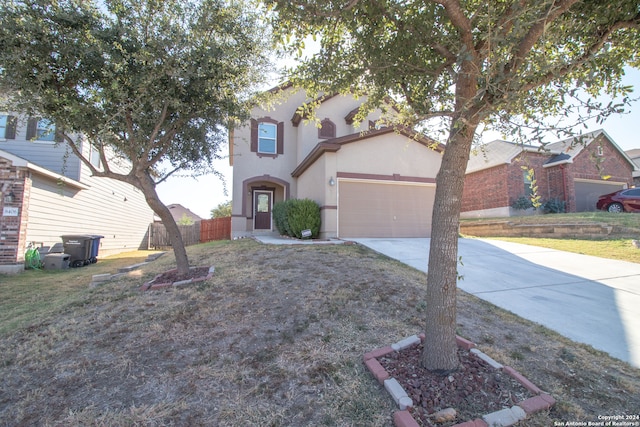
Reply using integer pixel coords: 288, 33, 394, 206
137, 171, 191, 276
422, 69, 480, 372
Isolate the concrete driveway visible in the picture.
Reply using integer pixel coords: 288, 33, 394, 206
351, 237, 640, 369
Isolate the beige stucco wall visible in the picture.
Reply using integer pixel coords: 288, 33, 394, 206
336, 133, 442, 176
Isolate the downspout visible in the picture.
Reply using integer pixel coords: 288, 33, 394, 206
561, 164, 568, 210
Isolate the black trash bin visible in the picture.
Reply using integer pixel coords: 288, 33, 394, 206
61, 235, 93, 267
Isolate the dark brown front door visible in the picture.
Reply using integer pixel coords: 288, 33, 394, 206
254, 191, 272, 230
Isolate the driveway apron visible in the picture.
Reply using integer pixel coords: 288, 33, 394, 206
351, 237, 640, 369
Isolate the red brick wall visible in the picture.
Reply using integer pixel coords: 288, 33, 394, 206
462, 164, 510, 212
0, 158, 29, 265
462, 151, 552, 213
462, 135, 634, 215
508, 152, 552, 204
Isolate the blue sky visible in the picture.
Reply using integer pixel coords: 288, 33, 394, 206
156, 68, 640, 219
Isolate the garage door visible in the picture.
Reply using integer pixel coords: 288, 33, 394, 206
574, 180, 626, 212
338, 181, 435, 238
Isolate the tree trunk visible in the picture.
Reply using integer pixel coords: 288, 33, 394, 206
422, 62, 480, 371
137, 171, 191, 276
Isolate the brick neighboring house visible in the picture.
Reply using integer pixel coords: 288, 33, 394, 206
461, 130, 637, 218
1, 113, 155, 274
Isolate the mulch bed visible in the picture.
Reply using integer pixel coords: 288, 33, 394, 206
379, 344, 532, 426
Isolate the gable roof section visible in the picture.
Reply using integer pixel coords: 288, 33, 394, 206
167, 203, 204, 222
466, 140, 551, 174
467, 129, 638, 174
543, 129, 638, 170
0, 149, 89, 190
291, 126, 443, 177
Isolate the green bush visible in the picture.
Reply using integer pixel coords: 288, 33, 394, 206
288, 199, 321, 239
511, 195, 535, 210
273, 198, 321, 239
272, 200, 292, 236
542, 198, 566, 214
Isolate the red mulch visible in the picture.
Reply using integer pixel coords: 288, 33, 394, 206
378, 345, 532, 426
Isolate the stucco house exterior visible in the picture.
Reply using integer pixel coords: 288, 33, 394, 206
461, 130, 637, 218
0, 113, 155, 273
230, 84, 444, 239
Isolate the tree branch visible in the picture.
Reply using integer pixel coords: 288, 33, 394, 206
521, 12, 640, 92
430, 0, 476, 58
504, 0, 580, 76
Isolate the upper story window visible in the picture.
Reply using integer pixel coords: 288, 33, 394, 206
90, 144, 101, 168
250, 117, 283, 157
26, 117, 62, 143
258, 122, 277, 154
318, 118, 336, 139
0, 115, 16, 139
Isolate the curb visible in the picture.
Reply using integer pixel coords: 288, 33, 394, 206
364, 334, 555, 427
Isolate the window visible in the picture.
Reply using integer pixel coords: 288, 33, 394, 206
36, 119, 56, 141
0, 115, 6, 139
597, 145, 604, 156
523, 170, 534, 196
250, 118, 283, 156
258, 122, 277, 154
90, 144, 101, 168
0, 115, 16, 139
26, 117, 61, 142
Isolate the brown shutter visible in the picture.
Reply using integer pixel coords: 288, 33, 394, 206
26, 117, 38, 140
5, 115, 17, 139
277, 121, 284, 155
250, 119, 258, 152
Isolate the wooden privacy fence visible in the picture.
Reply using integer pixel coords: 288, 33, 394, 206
200, 217, 231, 242
148, 217, 231, 249
148, 222, 201, 249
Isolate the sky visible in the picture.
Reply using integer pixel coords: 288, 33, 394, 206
155, 68, 640, 219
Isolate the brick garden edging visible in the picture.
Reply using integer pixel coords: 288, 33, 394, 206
364, 334, 555, 427
140, 266, 215, 291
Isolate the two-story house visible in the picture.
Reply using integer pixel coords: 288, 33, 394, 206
0, 114, 155, 273
230, 84, 444, 239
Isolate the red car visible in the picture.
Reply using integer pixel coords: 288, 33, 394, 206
596, 188, 640, 213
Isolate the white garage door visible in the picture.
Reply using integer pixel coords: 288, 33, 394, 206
338, 180, 435, 238
574, 180, 626, 212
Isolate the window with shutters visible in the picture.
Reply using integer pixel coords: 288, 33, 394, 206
26, 117, 62, 143
258, 122, 277, 154
0, 115, 16, 140
250, 117, 284, 158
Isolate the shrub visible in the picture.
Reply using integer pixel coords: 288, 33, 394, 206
288, 199, 321, 239
542, 198, 566, 214
272, 200, 292, 236
511, 195, 535, 210
273, 198, 321, 239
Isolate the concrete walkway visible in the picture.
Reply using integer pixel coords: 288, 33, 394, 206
351, 237, 640, 369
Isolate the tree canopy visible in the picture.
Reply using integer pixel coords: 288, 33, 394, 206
266, 0, 640, 371
0, 0, 272, 275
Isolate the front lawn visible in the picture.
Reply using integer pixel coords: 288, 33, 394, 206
1, 240, 638, 426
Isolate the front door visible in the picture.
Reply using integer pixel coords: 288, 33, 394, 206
254, 191, 272, 230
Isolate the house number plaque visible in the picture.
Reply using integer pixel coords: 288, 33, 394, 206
2, 207, 19, 217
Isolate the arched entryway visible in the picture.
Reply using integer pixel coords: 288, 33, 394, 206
241, 175, 290, 234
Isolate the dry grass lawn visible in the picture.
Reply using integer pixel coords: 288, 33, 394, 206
1, 239, 639, 426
